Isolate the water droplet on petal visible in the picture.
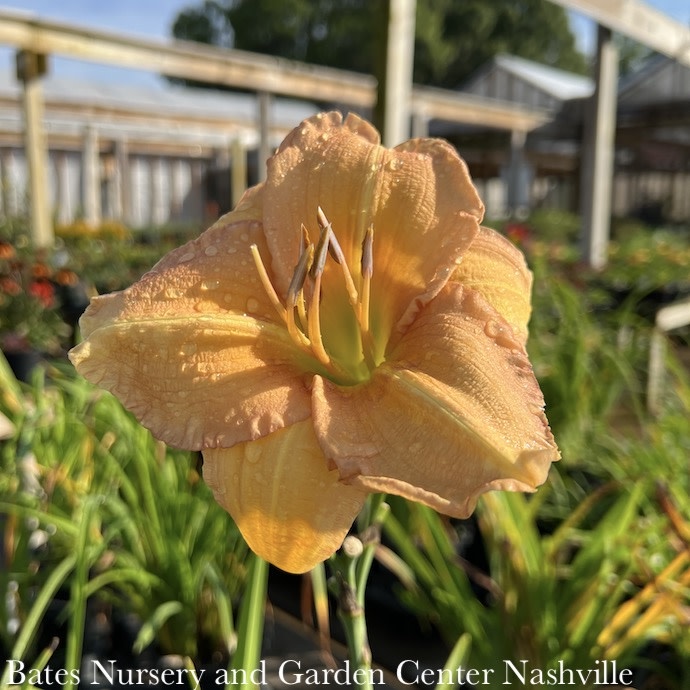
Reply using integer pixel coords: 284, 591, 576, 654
200, 279, 220, 291
386, 158, 403, 172
179, 251, 195, 263
246, 297, 259, 312
484, 320, 504, 339
204, 245, 218, 257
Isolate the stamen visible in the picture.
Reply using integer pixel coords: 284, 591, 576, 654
310, 220, 331, 280
361, 225, 374, 280
317, 206, 359, 308
286, 245, 313, 347
300, 223, 310, 254
250, 244, 286, 321
287, 243, 313, 305
317, 207, 341, 265
359, 226, 376, 368
296, 225, 311, 331
307, 227, 331, 365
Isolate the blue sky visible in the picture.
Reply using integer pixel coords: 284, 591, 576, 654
1, 0, 689, 87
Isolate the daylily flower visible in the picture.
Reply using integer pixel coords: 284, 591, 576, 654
69, 112, 559, 574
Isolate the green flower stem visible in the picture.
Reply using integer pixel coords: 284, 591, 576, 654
230, 553, 268, 690
330, 493, 389, 689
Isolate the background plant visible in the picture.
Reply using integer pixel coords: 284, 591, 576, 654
0, 357, 250, 673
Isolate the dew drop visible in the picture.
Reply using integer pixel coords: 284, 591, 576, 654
386, 158, 403, 172
204, 245, 218, 257
227, 247, 237, 254
240, 232, 249, 242
246, 297, 260, 312
178, 251, 195, 263
180, 343, 197, 355
200, 279, 220, 291
484, 320, 502, 339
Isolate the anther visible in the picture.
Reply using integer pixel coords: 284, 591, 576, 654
360, 226, 376, 369
317, 207, 359, 308
317, 207, 342, 265
286, 244, 313, 348
287, 243, 313, 305
310, 222, 330, 280
361, 226, 374, 279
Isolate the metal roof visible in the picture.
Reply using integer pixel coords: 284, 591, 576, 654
492, 54, 594, 101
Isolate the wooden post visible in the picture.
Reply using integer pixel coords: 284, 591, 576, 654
82, 125, 101, 227
114, 138, 130, 225
647, 298, 690, 415
231, 137, 247, 208
375, 0, 416, 147
580, 25, 618, 270
257, 91, 271, 182
507, 129, 529, 216
16, 50, 52, 247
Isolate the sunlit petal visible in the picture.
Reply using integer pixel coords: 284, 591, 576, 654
203, 420, 367, 574
262, 112, 484, 358
70, 219, 311, 450
312, 283, 559, 518
453, 226, 533, 343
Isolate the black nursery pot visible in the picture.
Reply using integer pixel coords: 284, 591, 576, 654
3, 348, 43, 383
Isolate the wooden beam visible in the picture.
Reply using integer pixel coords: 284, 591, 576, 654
411, 87, 550, 133
0, 10, 375, 107
0, 9, 548, 132
550, 0, 690, 66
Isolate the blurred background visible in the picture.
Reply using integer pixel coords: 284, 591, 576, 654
1, 2, 689, 688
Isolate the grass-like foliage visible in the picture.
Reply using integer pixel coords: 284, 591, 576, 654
0, 357, 249, 678
0, 229, 689, 689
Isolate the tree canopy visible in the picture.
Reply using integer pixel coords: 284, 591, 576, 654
171, 0, 589, 89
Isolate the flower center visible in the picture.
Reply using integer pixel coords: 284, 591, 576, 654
251, 207, 376, 385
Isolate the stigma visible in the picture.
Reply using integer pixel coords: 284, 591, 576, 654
251, 208, 376, 385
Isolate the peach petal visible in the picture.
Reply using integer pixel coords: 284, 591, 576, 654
312, 283, 559, 518
262, 112, 484, 358
203, 420, 367, 574
453, 226, 533, 344
70, 218, 311, 450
